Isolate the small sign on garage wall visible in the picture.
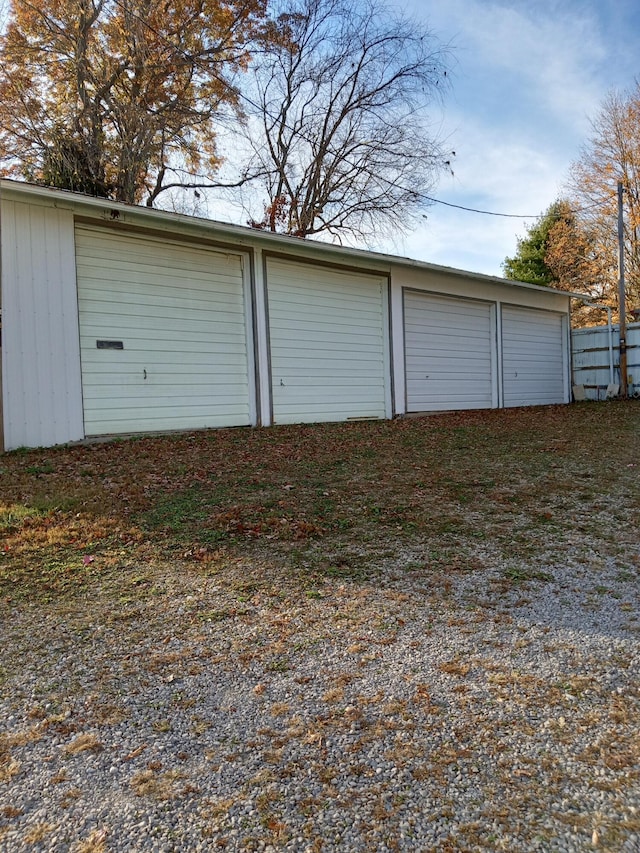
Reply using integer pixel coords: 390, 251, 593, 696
96, 340, 124, 350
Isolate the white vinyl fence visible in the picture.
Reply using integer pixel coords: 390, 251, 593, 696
571, 322, 640, 399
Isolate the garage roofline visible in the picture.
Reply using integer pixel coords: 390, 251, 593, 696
0, 179, 587, 300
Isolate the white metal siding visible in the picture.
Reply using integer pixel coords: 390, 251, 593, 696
404, 291, 495, 412
266, 258, 387, 423
502, 306, 565, 407
1, 201, 84, 450
76, 226, 251, 435
571, 323, 640, 399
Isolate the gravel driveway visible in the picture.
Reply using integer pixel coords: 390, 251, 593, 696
1, 544, 639, 852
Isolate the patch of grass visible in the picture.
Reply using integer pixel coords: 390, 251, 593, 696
24, 462, 55, 475
501, 567, 554, 584
130, 767, 186, 799
143, 484, 224, 534
0, 503, 44, 530
265, 659, 290, 674
0, 403, 637, 610
199, 608, 235, 623
322, 562, 370, 582
74, 828, 109, 853
23, 823, 55, 844
305, 589, 323, 599
64, 733, 103, 755
616, 569, 636, 581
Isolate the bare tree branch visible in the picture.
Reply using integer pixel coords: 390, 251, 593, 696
567, 84, 640, 316
241, 0, 453, 242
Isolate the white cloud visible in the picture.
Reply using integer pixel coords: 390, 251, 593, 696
374, 115, 568, 275
205, 0, 637, 278
422, 0, 611, 141
379, 0, 619, 274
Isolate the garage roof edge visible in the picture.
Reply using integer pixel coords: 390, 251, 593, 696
0, 179, 586, 299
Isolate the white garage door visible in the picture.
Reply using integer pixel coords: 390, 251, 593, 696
502, 305, 566, 407
76, 226, 252, 435
266, 258, 387, 423
404, 291, 496, 412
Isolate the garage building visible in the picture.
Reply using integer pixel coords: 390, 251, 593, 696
0, 180, 572, 451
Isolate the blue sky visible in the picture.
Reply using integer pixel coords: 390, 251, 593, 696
1, 0, 637, 278
376, 0, 640, 275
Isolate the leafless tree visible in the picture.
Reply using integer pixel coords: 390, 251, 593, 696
567, 84, 640, 314
242, 0, 452, 241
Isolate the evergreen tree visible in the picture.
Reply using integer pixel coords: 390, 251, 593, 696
503, 199, 608, 326
502, 201, 566, 286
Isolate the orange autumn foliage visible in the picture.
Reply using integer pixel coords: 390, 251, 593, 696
568, 84, 640, 321
0, 0, 274, 204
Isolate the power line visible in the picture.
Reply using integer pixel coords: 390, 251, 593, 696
421, 196, 540, 219
14, 0, 617, 225
103, 0, 621, 224
420, 195, 612, 220
104, 0, 617, 222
